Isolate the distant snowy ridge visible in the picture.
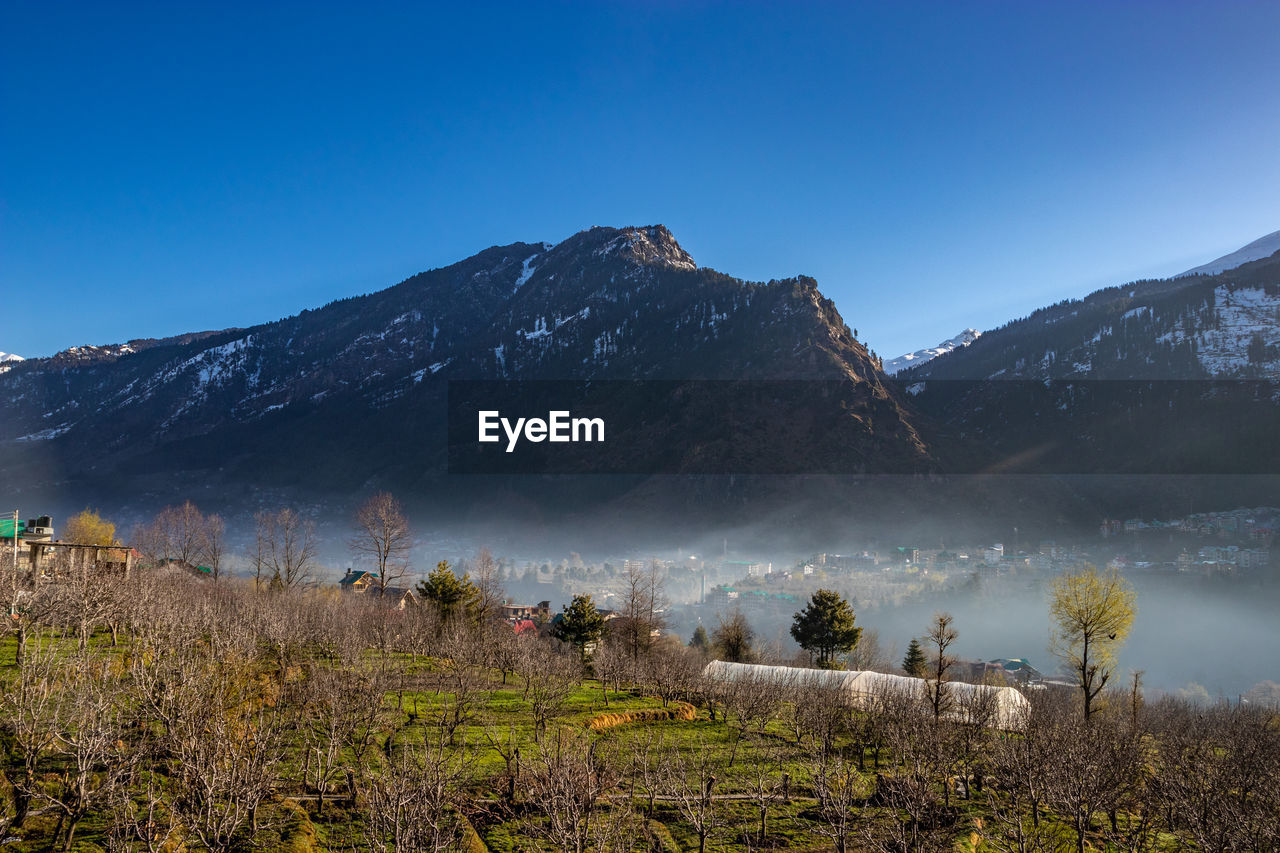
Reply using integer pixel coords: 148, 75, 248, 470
883, 329, 981, 375
1178, 229, 1280, 277
0, 352, 22, 362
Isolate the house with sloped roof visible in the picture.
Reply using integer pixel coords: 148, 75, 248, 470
339, 569, 378, 591
374, 586, 416, 610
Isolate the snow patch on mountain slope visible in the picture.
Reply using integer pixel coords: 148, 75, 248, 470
1179, 230, 1280, 277
884, 329, 982, 374
514, 254, 540, 292
1196, 286, 1280, 374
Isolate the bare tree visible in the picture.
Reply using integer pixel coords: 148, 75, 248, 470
39, 653, 133, 851
200, 513, 226, 582
164, 653, 288, 851
135, 501, 208, 568
711, 609, 755, 662
616, 559, 667, 677
517, 636, 579, 735
923, 611, 958, 723
522, 729, 626, 853
1044, 705, 1142, 853
848, 626, 892, 672
253, 507, 318, 589
661, 734, 723, 853
350, 492, 412, 595
810, 749, 869, 853
362, 726, 470, 853
1149, 698, 1280, 853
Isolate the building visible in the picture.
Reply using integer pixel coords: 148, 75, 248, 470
502, 601, 551, 623
339, 569, 379, 591
1, 515, 54, 567
705, 584, 739, 609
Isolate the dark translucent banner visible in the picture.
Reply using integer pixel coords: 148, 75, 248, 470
445, 379, 1280, 475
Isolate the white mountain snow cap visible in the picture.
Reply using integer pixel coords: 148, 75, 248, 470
883, 329, 981, 375
1178, 229, 1280, 277
0, 352, 23, 362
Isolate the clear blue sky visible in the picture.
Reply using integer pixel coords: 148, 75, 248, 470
3, 1, 1278, 360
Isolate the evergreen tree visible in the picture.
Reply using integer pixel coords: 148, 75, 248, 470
902, 637, 927, 677
552, 593, 605, 664
689, 625, 710, 650
416, 560, 478, 621
790, 589, 862, 669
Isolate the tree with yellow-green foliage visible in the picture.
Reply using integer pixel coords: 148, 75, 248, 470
1049, 566, 1136, 720
62, 508, 116, 545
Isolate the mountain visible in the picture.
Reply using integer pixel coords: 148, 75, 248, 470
1178, 229, 1280, 277
0, 352, 22, 376
883, 329, 981, 375
895, 238, 1280, 481
0, 225, 932, 525
903, 246, 1280, 381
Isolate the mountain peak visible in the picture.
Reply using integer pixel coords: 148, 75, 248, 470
884, 328, 981, 375
563, 224, 696, 271
1178, 229, 1280, 277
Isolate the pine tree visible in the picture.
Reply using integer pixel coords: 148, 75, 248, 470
689, 625, 710, 650
416, 560, 478, 622
902, 637, 927, 677
790, 589, 861, 669
552, 593, 606, 664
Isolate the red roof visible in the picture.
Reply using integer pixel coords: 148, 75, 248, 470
513, 619, 538, 635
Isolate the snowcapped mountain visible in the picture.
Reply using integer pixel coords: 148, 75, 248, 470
883, 329, 981, 375
0, 352, 22, 376
905, 234, 1280, 382
1178, 229, 1280, 277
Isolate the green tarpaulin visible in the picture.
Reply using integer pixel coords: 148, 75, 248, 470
0, 518, 26, 538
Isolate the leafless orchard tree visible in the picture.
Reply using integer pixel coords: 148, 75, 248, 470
788, 677, 853, 764
660, 733, 724, 853
616, 559, 668, 678
430, 619, 488, 745
810, 748, 870, 853
860, 679, 956, 853
1148, 697, 1280, 853
981, 692, 1065, 852
362, 726, 471, 853
720, 669, 786, 765
44, 546, 126, 651
0, 628, 64, 832
642, 638, 704, 705
350, 491, 413, 595
162, 652, 289, 852
740, 737, 787, 847
522, 729, 630, 853
199, 513, 226, 581
516, 635, 579, 736
1042, 703, 1143, 853
293, 664, 390, 816
251, 507, 318, 589
39, 653, 134, 851
133, 501, 216, 569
